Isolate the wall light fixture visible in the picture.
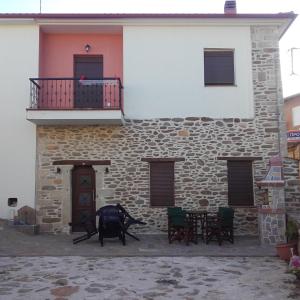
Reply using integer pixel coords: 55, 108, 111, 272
85, 44, 91, 53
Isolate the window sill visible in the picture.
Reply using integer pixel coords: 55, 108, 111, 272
205, 84, 237, 87
150, 205, 174, 208
229, 205, 257, 209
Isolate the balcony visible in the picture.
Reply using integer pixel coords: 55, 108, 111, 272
26, 78, 124, 125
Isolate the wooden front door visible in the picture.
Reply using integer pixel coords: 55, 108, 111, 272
72, 166, 96, 232
74, 55, 103, 108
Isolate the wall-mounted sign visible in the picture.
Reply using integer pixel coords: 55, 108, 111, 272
287, 130, 300, 143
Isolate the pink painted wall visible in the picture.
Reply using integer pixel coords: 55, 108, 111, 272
38, 32, 123, 108
40, 32, 122, 78
39, 30, 44, 77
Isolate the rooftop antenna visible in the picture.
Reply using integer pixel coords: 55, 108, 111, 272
39, 0, 42, 13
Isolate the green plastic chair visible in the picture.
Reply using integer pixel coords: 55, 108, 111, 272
206, 207, 234, 245
167, 207, 183, 215
167, 207, 194, 245
218, 207, 234, 229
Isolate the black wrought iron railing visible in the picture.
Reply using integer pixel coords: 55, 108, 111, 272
29, 78, 123, 111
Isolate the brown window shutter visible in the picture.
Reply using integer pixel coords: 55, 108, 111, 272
150, 162, 175, 207
204, 50, 234, 85
227, 160, 254, 206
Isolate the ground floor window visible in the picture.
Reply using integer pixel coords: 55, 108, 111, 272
150, 161, 175, 207
227, 160, 254, 206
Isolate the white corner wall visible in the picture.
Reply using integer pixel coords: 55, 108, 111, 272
123, 26, 254, 119
0, 24, 39, 219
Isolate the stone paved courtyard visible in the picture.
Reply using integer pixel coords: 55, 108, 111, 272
0, 256, 299, 300
0, 222, 299, 299
0, 222, 275, 257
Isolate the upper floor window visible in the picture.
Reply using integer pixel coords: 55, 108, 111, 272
204, 49, 235, 86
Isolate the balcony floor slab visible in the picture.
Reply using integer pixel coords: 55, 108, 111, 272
26, 109, 124, 125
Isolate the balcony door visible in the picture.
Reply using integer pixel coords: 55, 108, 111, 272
74, 55, 103, 108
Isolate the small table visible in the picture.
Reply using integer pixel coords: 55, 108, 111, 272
185, 210, 208, 243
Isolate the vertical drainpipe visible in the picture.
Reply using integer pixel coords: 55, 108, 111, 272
275, 34, 288, 158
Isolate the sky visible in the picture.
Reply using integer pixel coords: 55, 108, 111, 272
0, 0, 299, 97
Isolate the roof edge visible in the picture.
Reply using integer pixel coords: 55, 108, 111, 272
0, 12, 297, 20
284, 93, 300, 102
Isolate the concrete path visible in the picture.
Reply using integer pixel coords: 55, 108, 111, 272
0, 256, 298, 300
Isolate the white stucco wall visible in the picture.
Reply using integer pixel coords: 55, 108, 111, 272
0, 24, 39, 219
123, 26, 254, 119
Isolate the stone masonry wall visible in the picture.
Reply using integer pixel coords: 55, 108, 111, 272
36, 118, 273, 235
251, 26, 287, 157
35, 25, 285, 235
259, 209, 286, 245
284, 158, 300, 223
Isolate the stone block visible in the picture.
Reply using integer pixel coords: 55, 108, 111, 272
199, 199, 209, 206
17, 206, 36, 225
53, 179, 63, 184
258, 72, 266, 81
42, 218, 61, 224
178, 129, 190, 137
42, 186, 56, 191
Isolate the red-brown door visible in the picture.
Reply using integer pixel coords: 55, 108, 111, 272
72, 166, 96, 232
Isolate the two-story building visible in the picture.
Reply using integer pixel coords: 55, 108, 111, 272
0, 5, 296, 234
